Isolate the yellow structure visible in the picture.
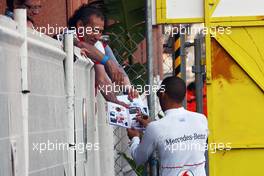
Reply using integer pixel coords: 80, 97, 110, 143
156, 0, 264, 175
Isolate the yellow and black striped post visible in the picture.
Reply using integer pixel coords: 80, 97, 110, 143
174, 33, 181, 77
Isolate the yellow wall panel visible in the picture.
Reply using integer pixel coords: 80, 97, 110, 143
209, 149, 264, 176
214, 27, 264, 90
209, 39, 264, 148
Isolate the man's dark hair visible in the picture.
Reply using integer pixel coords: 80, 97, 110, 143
161, 76, 186, 103
68, 4, 105, 28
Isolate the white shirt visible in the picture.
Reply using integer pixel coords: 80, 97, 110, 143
94, 41, 105, 54
130, 107, 208, 176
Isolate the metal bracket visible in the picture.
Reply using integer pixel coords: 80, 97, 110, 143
21, 90, 30, 94
69, 143, 76, 147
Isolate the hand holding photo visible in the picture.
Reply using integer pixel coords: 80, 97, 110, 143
107, 95, 149, 129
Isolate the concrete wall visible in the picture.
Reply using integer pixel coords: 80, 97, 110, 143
0, 13, 114, 176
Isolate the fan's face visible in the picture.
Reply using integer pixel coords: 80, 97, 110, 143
83, 15, 104, 45
25, 0, 42, 19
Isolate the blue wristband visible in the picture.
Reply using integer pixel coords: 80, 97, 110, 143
100, 55, 110, 65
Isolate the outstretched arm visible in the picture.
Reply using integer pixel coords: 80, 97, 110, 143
75, 41, 125, 85
104, 45, 139, 100
127, 123, 156, 165
95, 64, 129, 107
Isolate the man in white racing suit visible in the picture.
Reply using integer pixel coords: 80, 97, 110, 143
127, 76, 208, 176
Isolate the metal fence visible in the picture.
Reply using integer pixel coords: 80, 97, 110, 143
107, 25, 168, 176
109, 27, 147, 176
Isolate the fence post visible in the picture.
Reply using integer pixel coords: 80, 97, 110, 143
193, 38, 204, 114
64, 31, 75, 176
146, 0, 158, 175
14, 9, 29, 176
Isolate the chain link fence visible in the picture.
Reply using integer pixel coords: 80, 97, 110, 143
108, 26, 146, 176
106, 25, 176, 176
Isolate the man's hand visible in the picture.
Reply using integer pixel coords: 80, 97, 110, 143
75, 41, 99, 62
127, 128, 140, 140
128, 87, 139, 101
115, 100, 130, 109
136, 113, 151, 128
